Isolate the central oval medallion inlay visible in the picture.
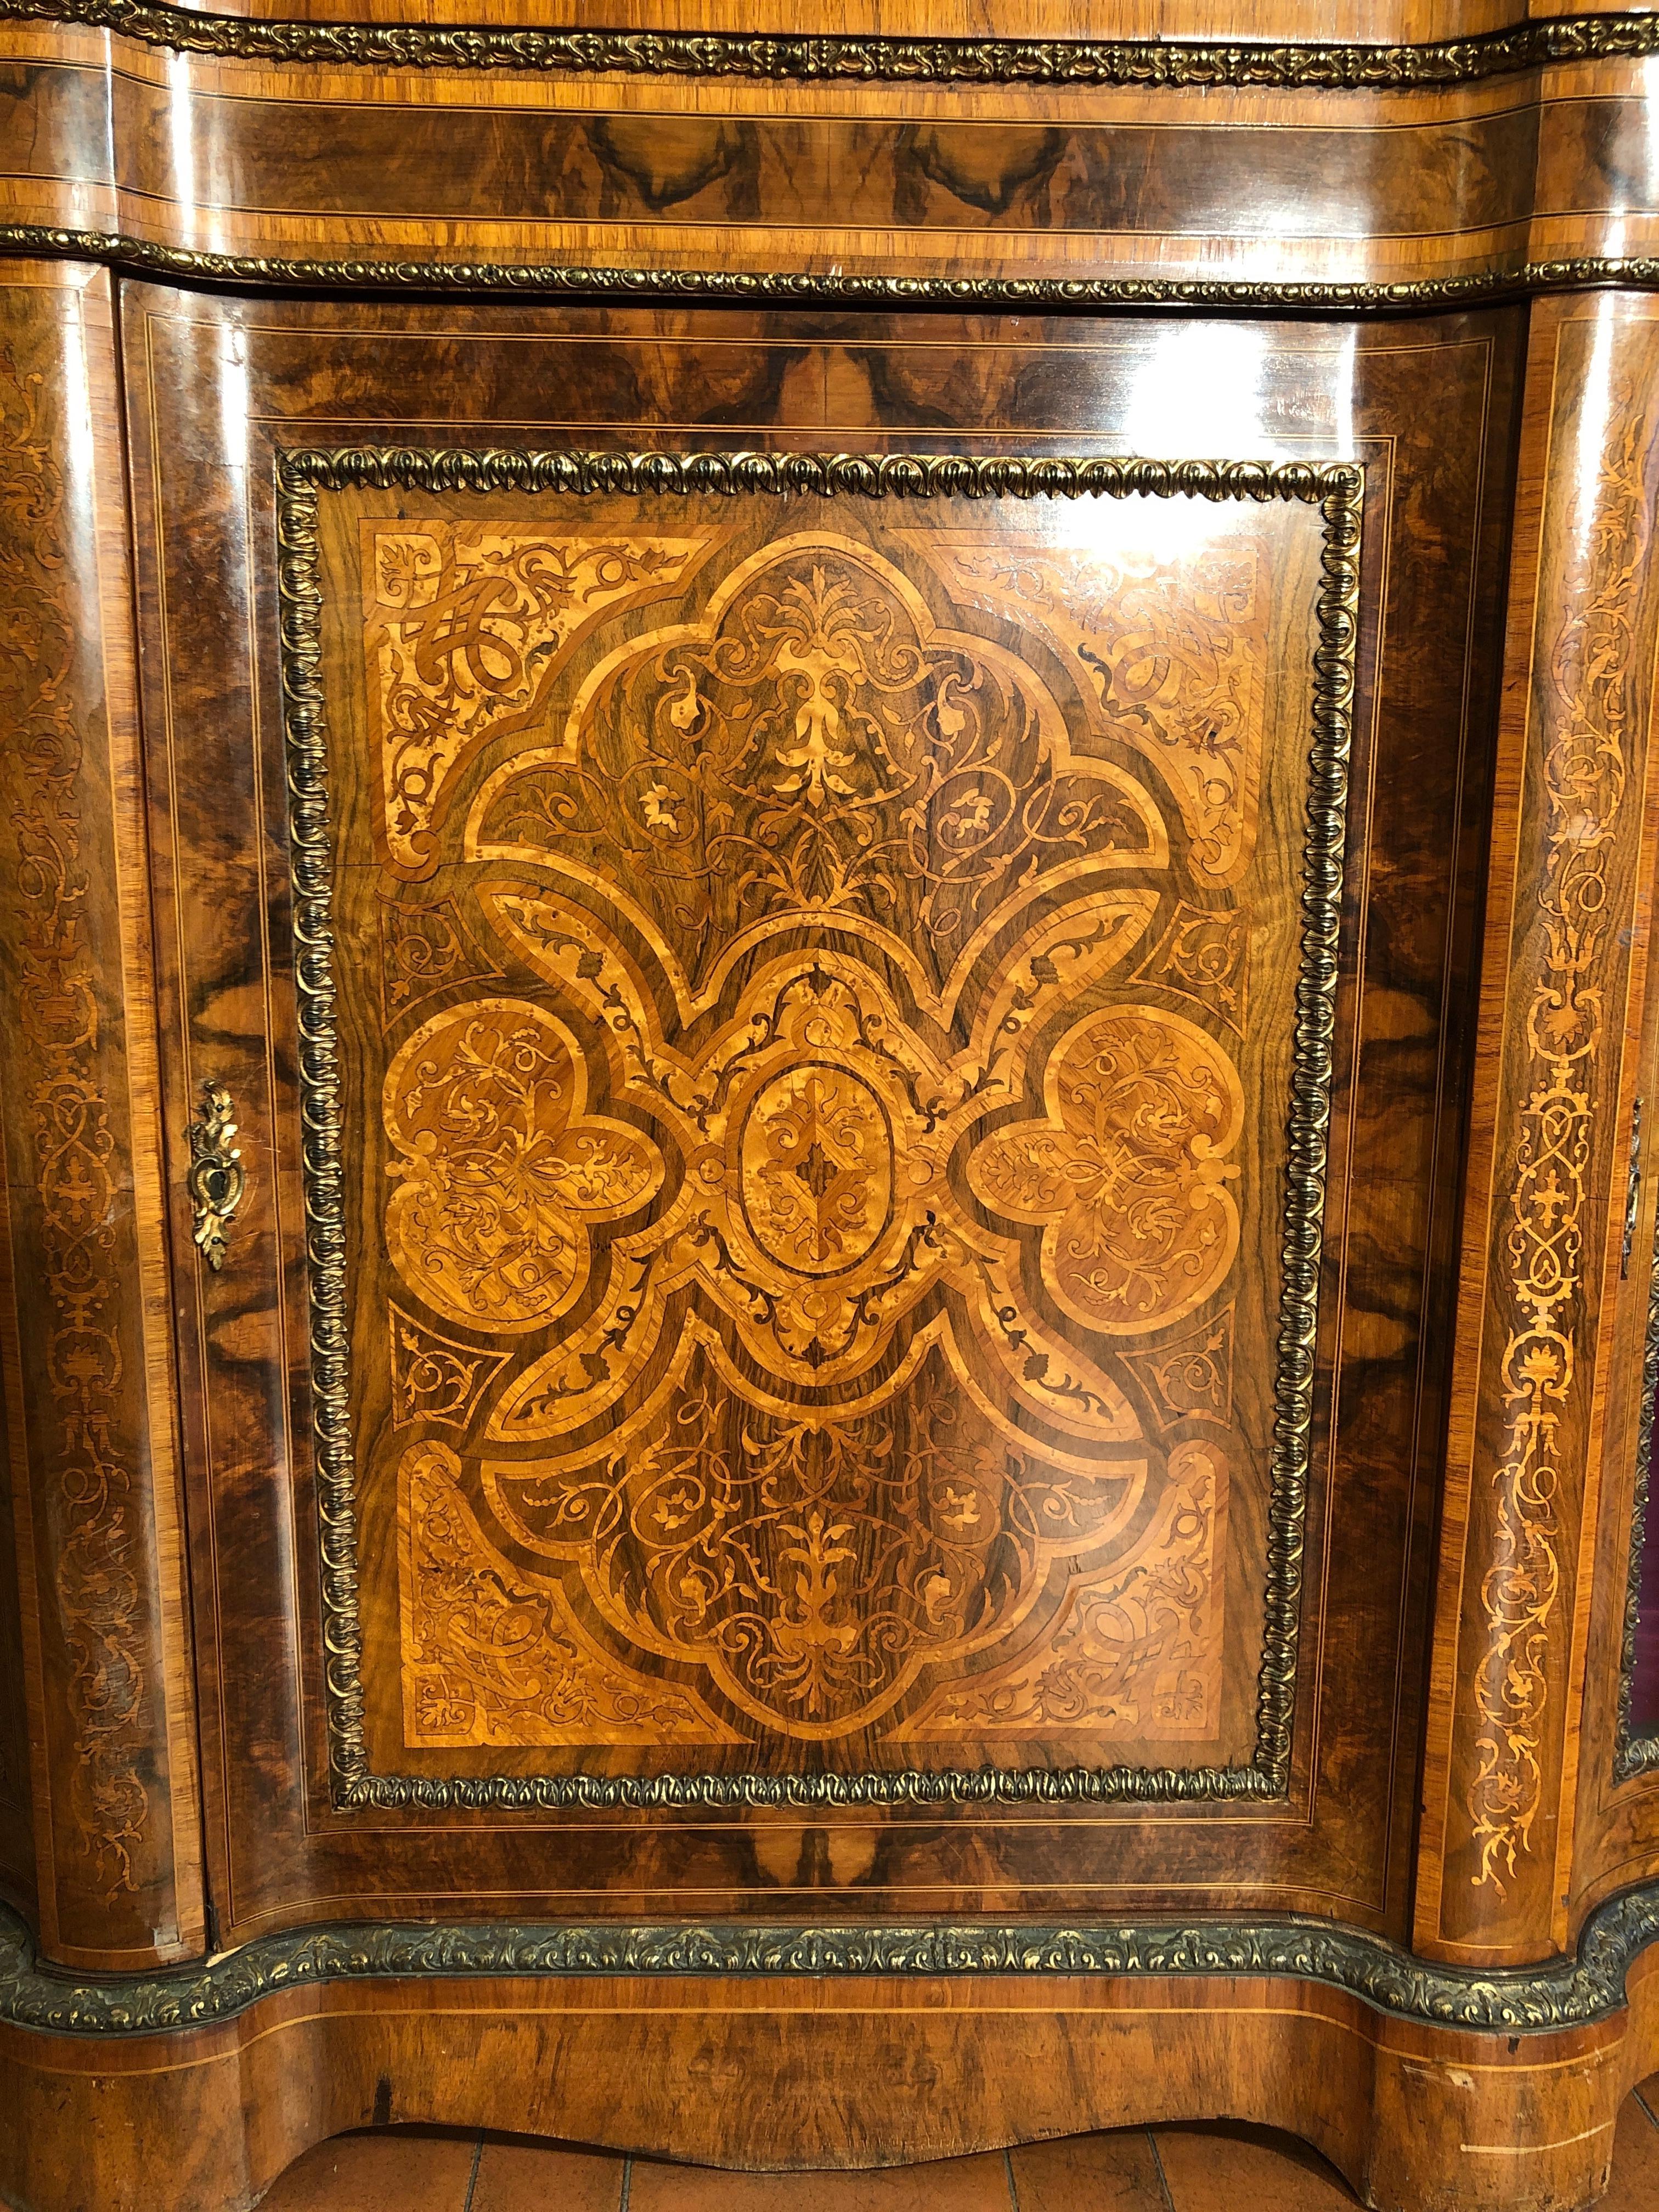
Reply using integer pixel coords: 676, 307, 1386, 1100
738, 1063, 894, 1277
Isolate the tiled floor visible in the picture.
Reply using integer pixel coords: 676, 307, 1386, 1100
259, 2075, 1659, 2211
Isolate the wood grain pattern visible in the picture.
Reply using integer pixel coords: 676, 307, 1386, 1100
309, 479, 1323, 1777
0, 261, 202, 1971
0, 25, 1656, 297
122, 288, 1513, 1945
4, 6, 1659, 2204
1417, 294, 1659, 1966
0, 1949, 1646, 2212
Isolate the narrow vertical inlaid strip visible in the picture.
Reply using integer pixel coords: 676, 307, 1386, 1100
1615, 1202, 1659, 1776
1420, 302, 1659, 1958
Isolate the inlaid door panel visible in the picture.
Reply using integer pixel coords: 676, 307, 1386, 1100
319, 454, 1339, 1794
124, 292, 1518, 1944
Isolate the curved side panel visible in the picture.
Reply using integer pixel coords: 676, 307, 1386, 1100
1418, 292, 1659, 1968
0, 261, 202, 1970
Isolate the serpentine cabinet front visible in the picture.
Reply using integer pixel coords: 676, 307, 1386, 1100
9, 91, 1659, 2212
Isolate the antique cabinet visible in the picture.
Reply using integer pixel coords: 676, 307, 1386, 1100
4, 7, 1659, 2209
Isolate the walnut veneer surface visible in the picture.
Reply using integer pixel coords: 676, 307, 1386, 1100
6, 7, 1659, 2211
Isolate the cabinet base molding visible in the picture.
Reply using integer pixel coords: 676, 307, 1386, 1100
5, 1899, 1659, 2211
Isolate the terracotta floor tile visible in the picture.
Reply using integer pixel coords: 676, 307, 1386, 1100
1611, 2093, 1659, 2207
626, 2148, 1014, 2212
470, 2136, 628, 2212
1151, 2121, 1358, 2211
1009, 2130, 1169, 2211
253, 2105, 1659, 2212
259, 2126, 482, 2212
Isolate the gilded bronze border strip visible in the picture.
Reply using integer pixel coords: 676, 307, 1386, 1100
1617, 1210, 1659, 1779
275, 447, 1359, 1812
4, 228, 1659, 312
7, 1882, 1659, 2035
2, 0, 1658, 85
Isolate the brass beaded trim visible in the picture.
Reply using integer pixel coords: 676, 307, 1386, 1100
2, 0, 1659, 86
2, 227, 1658, 311
5, 1886, 1659, 2034
275, 445, 1359, 1812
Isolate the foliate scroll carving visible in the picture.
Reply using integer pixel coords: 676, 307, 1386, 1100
9, 1884, 1659, 2041
399, 1440, 739, 1747
1469, 383, 1659, 1894
0, 343, 148, 1887
184, 1079, 244, 1271
9, 232, 1659, 317
275, 450, 1357, 1802
10, 4, 1659, 92
364, 522, 710, 875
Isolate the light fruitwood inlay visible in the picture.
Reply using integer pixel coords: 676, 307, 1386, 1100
308, 478, 1332, 1769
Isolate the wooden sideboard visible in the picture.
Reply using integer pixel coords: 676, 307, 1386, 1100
4, 8, 1659, 2208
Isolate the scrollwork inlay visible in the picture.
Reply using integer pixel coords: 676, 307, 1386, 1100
278, 447, 1359, 1808
0, 342, 149, 1889
1469, 382, 1659, 1888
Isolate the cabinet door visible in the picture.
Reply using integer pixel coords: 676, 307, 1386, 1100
125, 289, 1516, 1945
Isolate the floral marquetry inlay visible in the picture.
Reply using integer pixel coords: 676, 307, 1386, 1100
469, 533, 1167, 1017
399, 1440, 741, 1747
900, 532, 1268, 884
291, 457, 1351, 1792
896, 1438, 1228, 1740
383, 1000, 665, 1332
966, 1005, 1243, 1335
364, 522, 712, 874
483, 1327, 1148, 1737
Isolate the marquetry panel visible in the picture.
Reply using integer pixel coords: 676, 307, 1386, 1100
124, 293, 1510, 1936
285, 451, 1356, 1795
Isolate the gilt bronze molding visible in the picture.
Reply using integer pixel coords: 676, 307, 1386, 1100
3, 228, 1659, 312
8, 1885, 1659, 2036
3, 0, 1659, 85
185, 1080, 245, 1273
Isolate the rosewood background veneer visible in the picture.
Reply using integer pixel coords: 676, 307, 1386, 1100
4, 8, 1659, 2208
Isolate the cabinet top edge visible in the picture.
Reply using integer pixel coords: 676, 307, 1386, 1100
4, 0, 1659, 86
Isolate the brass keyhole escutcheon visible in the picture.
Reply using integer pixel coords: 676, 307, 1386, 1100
187, 1079, 245, 1272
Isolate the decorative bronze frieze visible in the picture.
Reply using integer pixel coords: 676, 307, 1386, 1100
7, 1882, 1659, 2035
2, 0, 1658, 86
2, 228, 1658, 312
